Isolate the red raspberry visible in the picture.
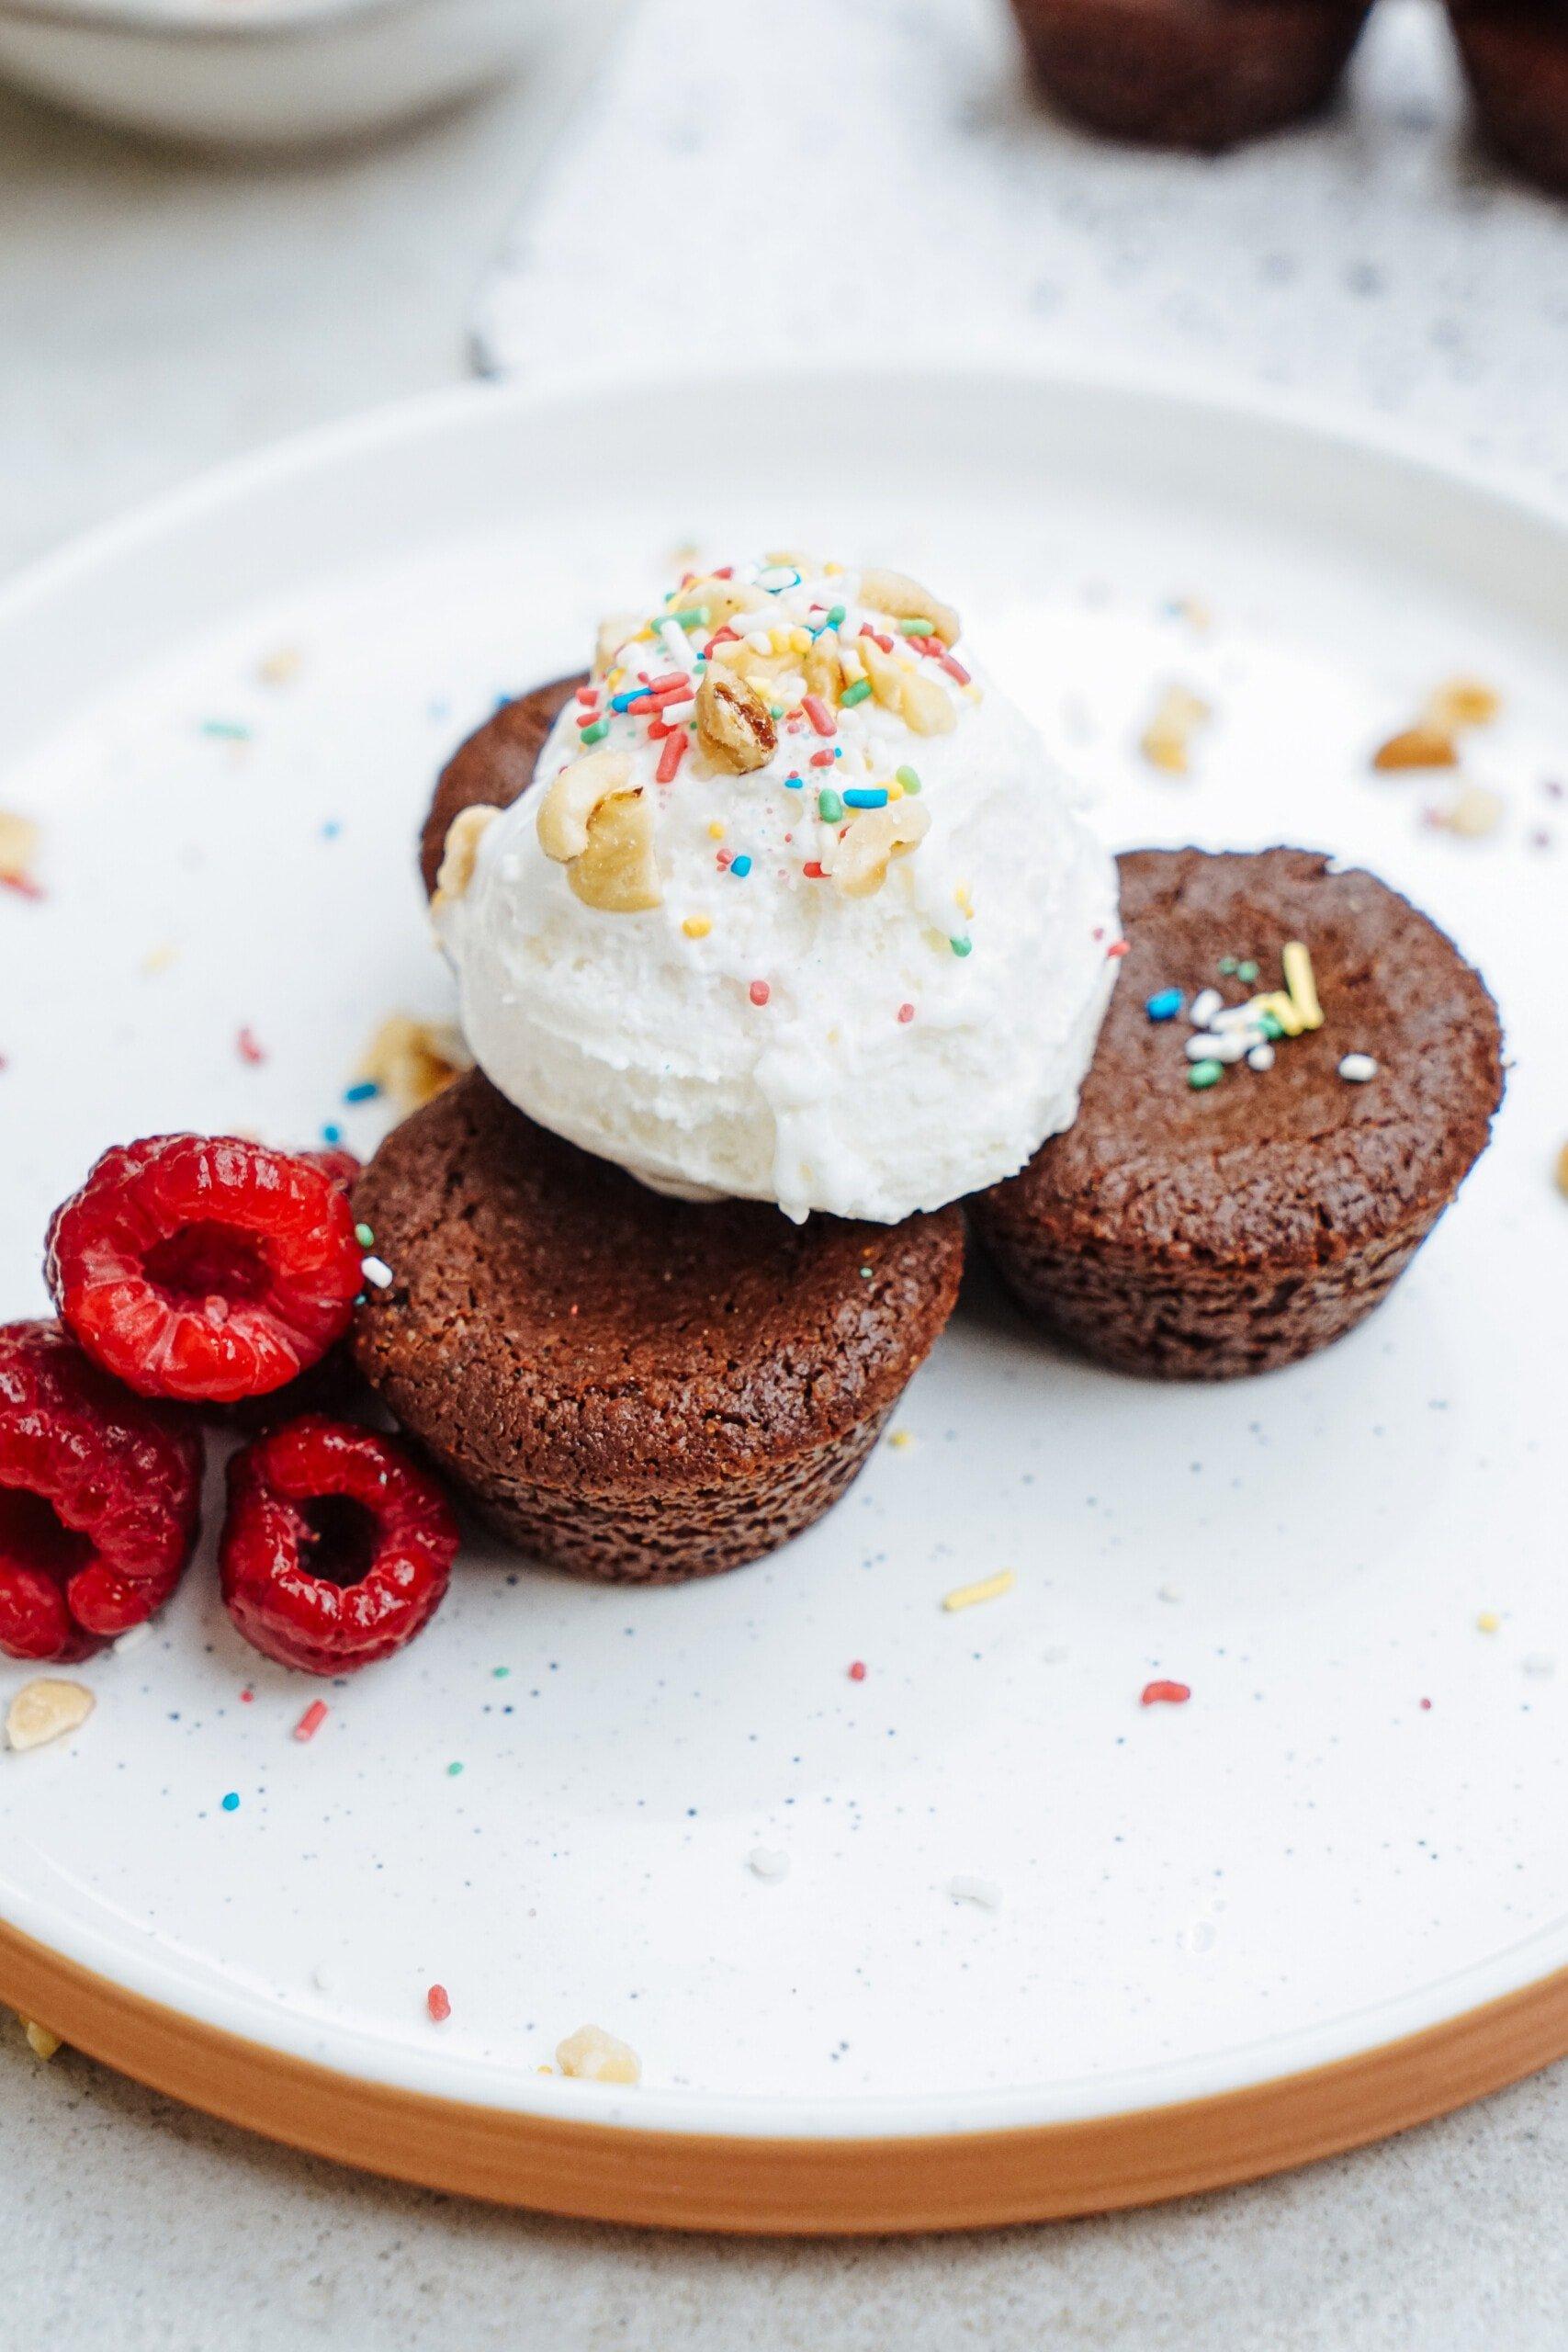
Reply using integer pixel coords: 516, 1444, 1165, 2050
47, 1135, 364, 1406
220, 1416, 457, 1675
302, 1146, 361, 1193
0, 1320, 203, 1663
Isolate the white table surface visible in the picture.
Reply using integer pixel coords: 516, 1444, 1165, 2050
2, 6, 1566, 2344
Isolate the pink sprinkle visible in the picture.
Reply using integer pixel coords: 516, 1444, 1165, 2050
848, 1660, 867, 1682
1419, 1697, 1433, 1712
934, 651, 970, 686
802, 861, 827, 880
750, 979, 771, 1007
1106, 939, 1131, 959
1140, 1679, 1190, 1707
1, 873, 43, 901
239, 1688, 254, 1704
293, 1700, 329, 1743
809, 749, 835, 768
803, 695, 836, 738
897, 1002, 915, 1024
656, 731, 687, 786
426, 1984, 451, 2023
236, 1025, 265, 1066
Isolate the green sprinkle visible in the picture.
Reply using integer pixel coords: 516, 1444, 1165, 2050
492, 1666, 510, 1679
840, 678, 873, 707
817, 788, 844, 823
1259, 1012, 1284, 1041
896, 765, 922, 795
897, 617, 935, 636
1237, 958, 1259, 983
354, 1222, 375, 1250
670, 606, 706, 628
1218, 956, 1237, 975
202, 719, 251, 741
446, 1761, 464, 1777
951, 936, 974, 958
826, 604, 847, 628
1188, 1059, 1224, 1090
579, 718, 610, 745
769, 704, 784, 718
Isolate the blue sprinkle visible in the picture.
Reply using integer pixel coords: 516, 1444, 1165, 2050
321, 1122, 343, 1146
343, 1080, 379, 1105
784, 774, 804, 790
843, 787, 889, 809
729, 854, 752, 877
220, 1792, 241, 1813
1145, 988, 1184, 1023
321, 820, 341, 841
608, 689, 643, 711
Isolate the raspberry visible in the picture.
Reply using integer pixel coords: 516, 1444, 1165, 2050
220, 1416, 457, 1675
0, 1320, 203, 1663
302, 1146, 361, 1193
47, 1135, 364, 1405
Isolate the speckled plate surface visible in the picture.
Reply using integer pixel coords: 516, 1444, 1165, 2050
1, 367, 1564, 2227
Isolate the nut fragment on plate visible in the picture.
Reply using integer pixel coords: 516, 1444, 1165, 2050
695, 667, 776, 774
22, 2021, 62, 2061
555, 2023, 641, 2085
1374, 678, 1499, 773
1372, 722, 1460, 773
358, 1014, 470, 1113
1554, 1139, 1568, 1201
0, 809, 39, 880
6, 1678, 95, 1753
1139, 684, 1211, 775
1427, 676, 1502, 730
1430, 781, 1506, 839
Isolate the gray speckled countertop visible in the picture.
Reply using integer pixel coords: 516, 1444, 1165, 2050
2, 3, 1566, 2342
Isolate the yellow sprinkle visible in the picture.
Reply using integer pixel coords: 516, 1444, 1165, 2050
1477, 1611, 1500, 1634
23, 2021, 61, 2062
788, 628, 812, 655
682, 915, 712, 940
141, 944, 177, 977
708, 820, 727, 841
954, 882, 974, 919
1281, 941, 1324, 1031
942, 1569, 1015, 1613
1257, 989, 1304, 1039
887, 778, 904, 800
257, 645, 302, 687
887, 1429, 915, 1452
824, 561, 843, 576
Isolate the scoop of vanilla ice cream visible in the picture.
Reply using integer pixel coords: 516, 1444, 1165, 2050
433, 560, 1120, 1224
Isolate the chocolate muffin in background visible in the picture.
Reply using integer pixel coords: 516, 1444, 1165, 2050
971, 848, 1504, 1381
1447, 2, 1568, 196
1008, 0, 1374, 150
351, 1073, 965, 1583
419, 672, 585, 898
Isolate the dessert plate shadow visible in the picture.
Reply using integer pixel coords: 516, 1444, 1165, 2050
0, 363, 1564, 2231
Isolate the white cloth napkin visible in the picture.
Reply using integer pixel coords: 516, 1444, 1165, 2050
474, 0, 1567, 503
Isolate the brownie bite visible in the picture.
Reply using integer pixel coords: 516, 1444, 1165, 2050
1009, 0, 1373, 150
418, 672, 585, 897
1447, 2, 1568, 196
351, 1074, 965, 1581
971, 848, 1504, 1379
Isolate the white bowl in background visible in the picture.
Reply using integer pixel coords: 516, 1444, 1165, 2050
0, 0, 556, 148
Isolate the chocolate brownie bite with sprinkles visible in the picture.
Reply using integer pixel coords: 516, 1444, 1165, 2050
971, 847, 1504, 1379
350, 1072, 965, 1582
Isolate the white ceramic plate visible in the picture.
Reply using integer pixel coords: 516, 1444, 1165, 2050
1, 367, 1564, 2227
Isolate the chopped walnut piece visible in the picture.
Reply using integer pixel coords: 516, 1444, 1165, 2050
359, 1016, 470, 1113
555, 2024, 641, 2085
1373, 723, 1459, 773
6, 1679, 94, 1753
1139, 685, 1211, 775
